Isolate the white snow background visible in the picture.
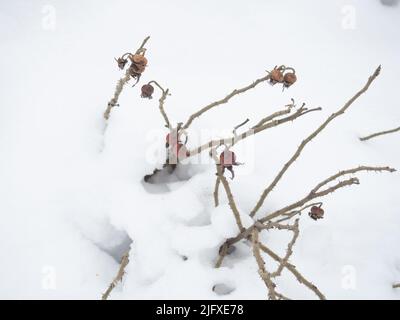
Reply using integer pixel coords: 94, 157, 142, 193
0, 0, 399, 299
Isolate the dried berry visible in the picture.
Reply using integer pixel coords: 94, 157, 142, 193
283, 72, 297, 88
129, 63, 146, 75
130, 54, 148, 67
218, 150, 239, 179
141, 84, 154, 99
220, 150, 237, 167
166, 131, 179, 148
309, 205, 324, 220
269, 68, 284, 84
115, 57, 128, 70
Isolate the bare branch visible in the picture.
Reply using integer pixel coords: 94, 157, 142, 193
252, 228, 277, 300
310, 166, 395, 194
271, 219, 300, 278
393, 283, 400, 289
274, 292, 291, 300
256, 221, 296, 231
276, 202, 322, 223
261, 178, 357, 223
259, 243, 326, 300
104, 36, 150, 121
215, 242, 228, 268
360, 126, 400, 141
250, 66, 382, 217
233, 118, 250, 136
213, 177, 221, 207
182, 68, 286, 130
260, 165, 395, 223
135, 36, 150, 54
148, 81, 171, 128
104, 70, 131, 120
158, 89, 171, 128
187, 105, 322, 158
216, 164, 245, 232
215, 164, 394, 267
252, 99, 295, 129
102, 251, 130, 300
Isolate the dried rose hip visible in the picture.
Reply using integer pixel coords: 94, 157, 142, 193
309, 205, 324, 220
141, 84, 154, 99
283, 72, 297, 88
269, 68, 284, 84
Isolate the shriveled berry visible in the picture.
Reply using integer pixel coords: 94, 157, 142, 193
141, 84, 154, 99
309, 206, 324, 220
220, 150, 237, 167
130, 54, 148, 66
284, 72, 297, 87
270, 69, 284, 84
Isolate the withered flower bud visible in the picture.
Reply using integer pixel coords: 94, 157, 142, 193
115, 57, 128, 70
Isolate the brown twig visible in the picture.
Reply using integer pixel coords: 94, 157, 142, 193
148, 81, 171, 128
252, 99, 296, 129
213, 177, 221, 207
102, 251, 130, 300
249, 65, 382, 217
215, 242, 229, 268
103, 36, 150, 121
135, 36, 150, 54
182, 67, 293, 130
215, 164, 245, 232
216, 165, 394, 261
252, 228, 278, 300
275, 202, 322, 223
187, 104, 322, 158
393, 283, 400, 289
359, 126, 400, 141
271, 219, 299, 278
260, 165, 395, 223
104, 69, 131, 120
259, 243, 326, 300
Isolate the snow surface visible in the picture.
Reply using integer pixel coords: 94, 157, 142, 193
0, 0, 399, 299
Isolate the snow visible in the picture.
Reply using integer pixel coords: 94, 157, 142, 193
0, 0, 399, 299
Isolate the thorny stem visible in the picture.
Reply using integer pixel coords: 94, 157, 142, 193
215, 243, 228, 268
275, 202, 322, 223
271, 219, 299, 278
216, 164, 245, 232
213, 177, 221, 207
187, 105, 321, 157
252, 101, 295, 129
136, 36, 150, 54
102, 251, 130, 300
249, 66, 382, 218
103, 36, 150, 121
252, 229, 278, 300
148, 80, 166, 94
359, 125, 400, 141
215, 165, 395, 268
148, 81, 171, 128
233, 118, 250, 136
181, 67, 294, 130
259, 243, 326, 300
261, 166, 395, 223
104, 69, 131, 120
